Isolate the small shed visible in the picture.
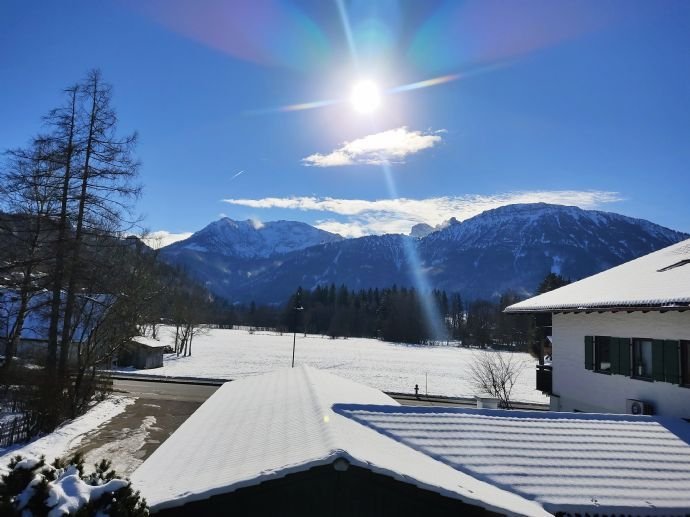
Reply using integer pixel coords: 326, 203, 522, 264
118, 337, 165, 369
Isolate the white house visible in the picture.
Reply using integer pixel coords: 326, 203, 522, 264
506, 239, 690, 417
131, 365, 690, 516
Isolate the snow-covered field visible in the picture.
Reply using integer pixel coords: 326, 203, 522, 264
117, 327, 548, 403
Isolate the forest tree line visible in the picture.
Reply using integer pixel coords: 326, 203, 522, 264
215, 273, 570, 354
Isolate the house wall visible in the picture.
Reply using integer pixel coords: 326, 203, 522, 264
154, 463, 501, 517
137, 347, 163, 369
552, 312, 690, 417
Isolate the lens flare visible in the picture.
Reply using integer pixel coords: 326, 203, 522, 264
380, 163, 446, 341
128, 0, 331, 71
246, 72, 465, 116
408, 0, 618, 74
350, 80, 381, 114
389, 74, 461, 94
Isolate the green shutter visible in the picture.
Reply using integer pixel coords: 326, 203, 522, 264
619, 338, 631, 377
610, 337, 621, 375
663, 340, 680, 384
585, 336, 594, 370
652, 339, 665, 382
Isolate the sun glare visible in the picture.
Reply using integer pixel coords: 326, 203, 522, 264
350, 79, 381, 114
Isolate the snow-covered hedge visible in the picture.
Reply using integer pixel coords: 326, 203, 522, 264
0, 454, 148, 516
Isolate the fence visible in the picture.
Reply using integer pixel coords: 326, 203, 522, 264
0, 413, 38, 449
231, 325, 278, 333
0, 372, 113, 450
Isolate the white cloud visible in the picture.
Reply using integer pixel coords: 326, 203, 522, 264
142, 230, 193, 249
302, 127, 442, 167
314, 216, 414, 238
223, 190, 623, 237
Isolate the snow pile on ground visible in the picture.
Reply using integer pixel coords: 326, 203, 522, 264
116, 327, 547, 403
0, 396, 135, 467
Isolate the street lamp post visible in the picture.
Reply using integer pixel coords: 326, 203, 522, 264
291, 288, 304, 368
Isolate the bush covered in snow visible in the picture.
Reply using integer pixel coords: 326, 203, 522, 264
0, 453, 147, 516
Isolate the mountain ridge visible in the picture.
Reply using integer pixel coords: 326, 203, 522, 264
160, 204, 688, 303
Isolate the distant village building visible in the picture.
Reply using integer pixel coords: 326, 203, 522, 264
506, 239, 690, 417
132, 365, 690, 516
0, 291, 108, 365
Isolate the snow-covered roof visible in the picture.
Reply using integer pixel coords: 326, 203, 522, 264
0, 290, 111, 342
338, 405, 690, 516
131, 365, 546, 516
506, 238, 690, 312
130, 336, 167, 348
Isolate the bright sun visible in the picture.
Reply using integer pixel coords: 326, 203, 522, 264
350, 79, 381, 114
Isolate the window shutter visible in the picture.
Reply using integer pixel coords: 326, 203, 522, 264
619, 338, 631, 377
663, 340, 680, 384
585, 336, 594, 370
652, 339, 665, 382
610, 337, 621, 375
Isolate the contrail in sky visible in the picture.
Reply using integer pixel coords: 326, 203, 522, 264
230, 170, 245, 180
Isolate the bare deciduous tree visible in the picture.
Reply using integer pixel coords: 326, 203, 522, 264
56, 69, 140, 377
0, 139, 60, 369
171, 285, 210, 357
0, 70, 143, 430
469, 351, 527, 409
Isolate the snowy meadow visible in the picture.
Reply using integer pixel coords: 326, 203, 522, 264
118, 327, 548, 404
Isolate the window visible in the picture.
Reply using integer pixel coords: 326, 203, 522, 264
594, 336, 611, 373
633, 339, 653, 379
610, 337, 630, 376
586, 336, 682, 384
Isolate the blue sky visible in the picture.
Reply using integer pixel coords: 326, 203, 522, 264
2, 0, 689, 244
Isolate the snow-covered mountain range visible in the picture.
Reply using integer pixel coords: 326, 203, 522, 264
164, 218, 343, 259
160, 203, 688, 303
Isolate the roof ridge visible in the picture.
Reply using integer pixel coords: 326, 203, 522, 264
300, 365, 346, 461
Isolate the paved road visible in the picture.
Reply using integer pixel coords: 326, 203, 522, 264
112, 376, 548, 410
73, 379, 215, 477
113, 378, 219, 402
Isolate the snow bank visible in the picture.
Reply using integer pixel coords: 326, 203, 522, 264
0, 396, 135, 466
